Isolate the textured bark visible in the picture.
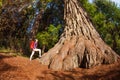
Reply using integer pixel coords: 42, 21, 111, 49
31, 10, 43, 38
39, 0, 120, 70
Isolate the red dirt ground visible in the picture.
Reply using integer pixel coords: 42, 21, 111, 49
0, 53, 120, 80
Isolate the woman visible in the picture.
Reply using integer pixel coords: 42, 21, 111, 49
30, 39, 41, 61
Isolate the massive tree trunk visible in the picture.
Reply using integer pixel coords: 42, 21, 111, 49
39, 0, 120, 70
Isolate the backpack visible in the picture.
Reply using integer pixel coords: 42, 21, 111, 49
30, 41, 34, 49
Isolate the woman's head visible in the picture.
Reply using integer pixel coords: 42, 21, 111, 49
35, 39, 38, 42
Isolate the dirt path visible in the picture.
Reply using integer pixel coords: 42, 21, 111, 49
0, 53, 120, 80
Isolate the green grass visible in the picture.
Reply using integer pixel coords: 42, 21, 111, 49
0, 48, 14, 53
0, 47, 31, 59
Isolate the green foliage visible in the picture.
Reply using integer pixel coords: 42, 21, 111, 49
40, 0, 64, 30
79, 0, 97, 17
79, 0, 120, 54
93, 12, 105, 26
0, 1, 2, 7
0, 0, 32, 54
94, 0, 120, 53
0, 0, 119, 55
37, 24, 61, 52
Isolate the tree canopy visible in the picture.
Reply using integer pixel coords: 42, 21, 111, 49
0, 0, 119, 55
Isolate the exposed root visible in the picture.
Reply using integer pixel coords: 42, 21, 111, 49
40, 36, 120, 70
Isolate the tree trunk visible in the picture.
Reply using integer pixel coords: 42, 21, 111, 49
39, 0, 120, 71
31, 11, 43, 38
42, 45, 46, 54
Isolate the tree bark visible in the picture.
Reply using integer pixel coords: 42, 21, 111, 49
39, 0, 120, 70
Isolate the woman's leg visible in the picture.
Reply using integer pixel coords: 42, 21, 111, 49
30, 50, 35, 61
34, 48, 42, 57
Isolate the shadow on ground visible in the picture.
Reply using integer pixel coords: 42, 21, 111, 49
0, 54, 18, 73
36, 65, 120, 80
